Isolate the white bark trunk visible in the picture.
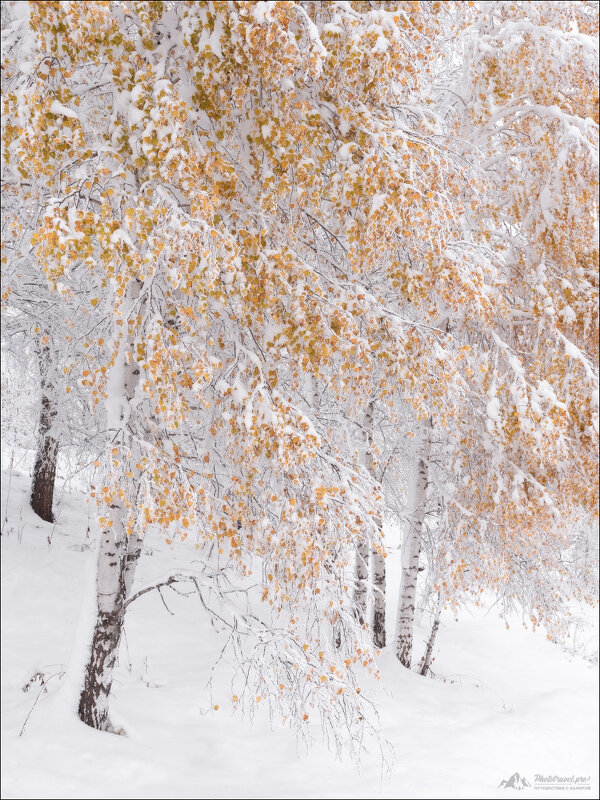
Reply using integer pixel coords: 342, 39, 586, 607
371, 550, 386, 648
363, 399, 386, 649
419, 595, 442, 676
79, 279, 144, 730
353, 398, 376, 629
353, 537, 369, 627
395, 425, 431, 667
78, 520, 127, 729
30, 344, 58, 524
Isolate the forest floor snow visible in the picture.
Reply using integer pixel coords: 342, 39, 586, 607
1, 467, 598, 799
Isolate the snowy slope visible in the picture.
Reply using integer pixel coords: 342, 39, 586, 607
1, 469, 598, 799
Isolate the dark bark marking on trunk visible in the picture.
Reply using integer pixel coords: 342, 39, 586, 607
78, 607, 124, 730
30, 389, 58, 524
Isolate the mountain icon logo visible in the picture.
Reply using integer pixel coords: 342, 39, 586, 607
498, 772, 531, 790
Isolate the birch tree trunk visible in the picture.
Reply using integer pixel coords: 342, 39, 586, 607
79, 280, 144, 730
395, 424, 431, 667
371, 547, 386, 648
363, 399, 386, 649
419, 599, 442, 677
353, 396, 372, 628
78, 514, 127, 729
30, 345, 58, 524
353, 537, 369, 627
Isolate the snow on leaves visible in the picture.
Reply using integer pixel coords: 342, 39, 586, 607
1, 0, 597, 743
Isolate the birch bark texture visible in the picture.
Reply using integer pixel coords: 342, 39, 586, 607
419, 595, 442, 676
30, 345, 58, 524
353, 399, 375, 629
78, 281, 144, 729
395, 424, 431, 668
363, 399, 386, 649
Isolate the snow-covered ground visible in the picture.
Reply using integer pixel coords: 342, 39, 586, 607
1, 468, 598, 799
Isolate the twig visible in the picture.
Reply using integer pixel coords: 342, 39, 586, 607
19, 670, 64, 737
157, 585, 174, 615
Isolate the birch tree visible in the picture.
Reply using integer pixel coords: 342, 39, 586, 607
3, 0, 596, 742
397, 0, 600, 659
3, 0, 461, 737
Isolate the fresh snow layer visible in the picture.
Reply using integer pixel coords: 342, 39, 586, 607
1, 468, 598, 799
